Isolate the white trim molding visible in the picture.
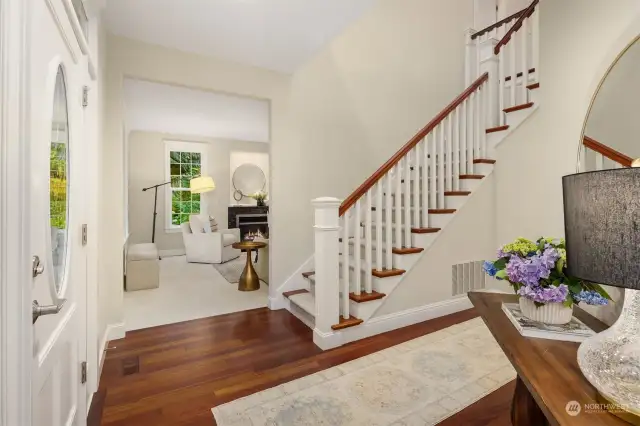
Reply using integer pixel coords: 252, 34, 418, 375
0, 0, 32, 424
98, 322, 126, 377
312, 296, 473, 350
269, 255, 314, 310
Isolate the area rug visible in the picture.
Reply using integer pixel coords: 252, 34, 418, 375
212, 254, 247, 283
212, 317, 516, 425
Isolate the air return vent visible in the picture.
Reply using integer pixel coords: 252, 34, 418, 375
452, 261, 486, 296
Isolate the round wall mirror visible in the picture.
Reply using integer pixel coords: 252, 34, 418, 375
49, 66, 70, 295
232, 163, 266, 201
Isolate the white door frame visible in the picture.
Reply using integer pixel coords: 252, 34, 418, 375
0, 0, 33, 424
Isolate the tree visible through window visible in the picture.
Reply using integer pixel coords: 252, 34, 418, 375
170, 151, 201, 225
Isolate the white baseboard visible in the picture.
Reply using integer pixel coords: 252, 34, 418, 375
269, 254, 314, 311
312, 296, 472, 350
98, 322, 126, 377
158, 248, 185, 257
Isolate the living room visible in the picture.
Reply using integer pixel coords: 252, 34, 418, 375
123, 77, 272, 331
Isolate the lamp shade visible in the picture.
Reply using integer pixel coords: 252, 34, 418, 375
563, 167, 640, 289
190, 176, 215, 194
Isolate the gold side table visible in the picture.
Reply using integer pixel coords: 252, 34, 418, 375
232, 241, 267, 292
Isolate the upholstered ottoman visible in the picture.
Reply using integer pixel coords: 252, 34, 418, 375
126, 243, 160, 291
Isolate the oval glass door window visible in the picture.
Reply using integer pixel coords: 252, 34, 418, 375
49, 66, 69, 294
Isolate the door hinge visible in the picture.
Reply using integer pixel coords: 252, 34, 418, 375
81, 361, 87, 384
82, 224, 87, 246
82, 86, 89, 108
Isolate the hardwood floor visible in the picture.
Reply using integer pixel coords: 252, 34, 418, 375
94, 307, 512, 426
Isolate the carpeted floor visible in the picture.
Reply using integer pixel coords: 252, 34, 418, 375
123, 255, 269, 331
212, 317, 516, 426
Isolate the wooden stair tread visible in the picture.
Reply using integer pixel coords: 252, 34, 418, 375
504, 102, 534, 113
372, 268, 406, 278
283, 289, 310, 298
428, 209, 456, 214
473, 159, 496, 164
301, 271, 315, 278
486, 125, 509, 133
392, 247, 424, 255
411, 227, 441, 234
444, 191, 471, 196
349, 291, 386, 303
504, 67, 536, 82
460, 174, 484, 179
527, 82, 540, 90
332, 316, 364, 330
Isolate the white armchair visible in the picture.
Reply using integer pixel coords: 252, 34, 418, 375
181, 215, 241, 264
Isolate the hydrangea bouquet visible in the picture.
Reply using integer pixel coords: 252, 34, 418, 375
483, 237, 611, 308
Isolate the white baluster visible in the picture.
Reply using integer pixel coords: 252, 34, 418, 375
341, 210, 350, 319
509, 34, 516, 108
429, 133, 437, 210
375, 181, 383, 271
532, 7, 539, 81
422, 137, 429, 229
385, 173, 393, 269
438, 122, 445, 208
413, 144, 421, 229
475, 87, 481, 161
521, 17, 529, 103
468, 92, 476, 169
404, 152, 411, 247
460, 100, 468, 175
481, 83, 487, 157
498, 48, 506, 125
364, 190, 373, 294
394, 162, 402, 248
595, 153, 604, 171
446, 111, 453, 192
454, 106, 460, 191
312, 198, 341, 342
354, 199, 362, 296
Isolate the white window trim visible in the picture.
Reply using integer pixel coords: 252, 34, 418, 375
164, 140, 208, 231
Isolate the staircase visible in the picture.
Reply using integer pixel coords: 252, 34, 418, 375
281, 1, 542, 349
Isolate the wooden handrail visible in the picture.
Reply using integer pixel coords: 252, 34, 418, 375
471, 8, 527, 40
494, 0, 539, 55
583, 136, 633, 168
339, 73, 489, 217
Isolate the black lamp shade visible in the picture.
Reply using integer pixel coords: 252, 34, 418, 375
563, 167, 640, 289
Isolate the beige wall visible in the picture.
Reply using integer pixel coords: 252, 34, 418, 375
494, 0, 640, 325
102, 35, 289, 330
271, 0, 474, 290
127, 131, 269, 252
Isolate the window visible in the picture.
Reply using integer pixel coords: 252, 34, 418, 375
165, 142, 207, 229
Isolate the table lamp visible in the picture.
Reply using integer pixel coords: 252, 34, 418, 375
190, 176, 215, 194
563, 166, 640, 422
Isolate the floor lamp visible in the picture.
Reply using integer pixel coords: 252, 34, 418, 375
142, 181, 171, 244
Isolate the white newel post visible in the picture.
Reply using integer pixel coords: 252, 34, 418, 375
479, 37, 500, 129
311, 197, 341, 350
464, 28, 477, 86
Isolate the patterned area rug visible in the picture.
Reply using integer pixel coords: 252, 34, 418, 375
212, 318, 516, 425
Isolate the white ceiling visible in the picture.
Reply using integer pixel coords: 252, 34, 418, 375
105, 0, 376, 73
124, 79, 270, 142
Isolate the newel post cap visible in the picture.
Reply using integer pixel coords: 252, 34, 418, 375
311, 197, 342, 208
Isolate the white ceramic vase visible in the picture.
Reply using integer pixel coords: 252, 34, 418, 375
519, 296, 573, 325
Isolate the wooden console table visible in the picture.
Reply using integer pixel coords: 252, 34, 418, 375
469, 292, 628, 426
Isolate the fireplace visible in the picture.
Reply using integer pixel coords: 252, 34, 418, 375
228, 206, 269, 240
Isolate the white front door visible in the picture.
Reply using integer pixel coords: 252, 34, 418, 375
30, 1, 89, 425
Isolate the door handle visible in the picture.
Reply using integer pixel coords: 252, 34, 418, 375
32, 299, 66, 324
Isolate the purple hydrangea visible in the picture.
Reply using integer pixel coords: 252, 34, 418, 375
505, 248, 560, 286
519, 283, 569, 304
574, 290, 609, 306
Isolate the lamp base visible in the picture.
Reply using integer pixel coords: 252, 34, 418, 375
578, 289, 640, 417
596, 392, 640, 425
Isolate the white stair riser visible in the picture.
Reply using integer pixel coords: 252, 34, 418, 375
373, 275, 403, 294
429, 213, 454, 229
472, 163, 493, 176
505, 106, 533, 129
461, 178, 483, 192
528, 86, 539, 104
445, 196, 467, 210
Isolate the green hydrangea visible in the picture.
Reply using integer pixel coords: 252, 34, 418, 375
501, 237, 538, 256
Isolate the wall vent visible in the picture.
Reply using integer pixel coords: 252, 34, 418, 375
452, 260, 486, 296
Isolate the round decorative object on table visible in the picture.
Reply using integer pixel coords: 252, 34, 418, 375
232, 241, 267, 292
519, 297, 573, 325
